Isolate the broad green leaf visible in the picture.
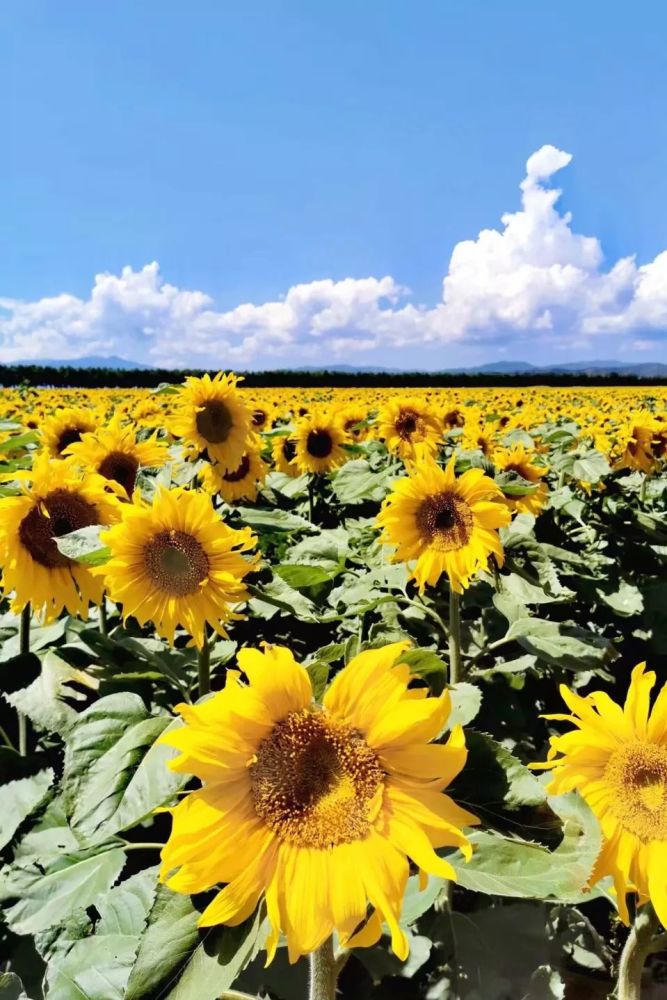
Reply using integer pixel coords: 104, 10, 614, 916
63, 693, 183, 845
331, 459, 392, 504
5, 651, 99, 736
45, 935, 139, 1000
503, 618, 617, 671
0, 769, 53, 850
449, 731, 546, 817
54, 525, 111, 566
0, 844, 126, 935
235, 506, 314, 532
125, 885, 200, 1000
446, 682, 482, 728
274, 563, 338, 590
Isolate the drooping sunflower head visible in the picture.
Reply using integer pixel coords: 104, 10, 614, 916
377, 458, 511, 593
172, 372, 252, 472
294, 409, 347, 475
341, 406, 371, 442
65, 415, 168, 498
378, 398, 442, 460
532, 663, 667, 925
97, 485, 258, 647
40, 407, 97, 458
494, 442, 549, 516
613, 411, 664, 474
271, 433, 299, 476
159, 641, 478, 963
201, 445, 268, 503
0, 453, 121, 620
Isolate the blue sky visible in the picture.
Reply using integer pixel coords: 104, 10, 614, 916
1, 1, 666, 369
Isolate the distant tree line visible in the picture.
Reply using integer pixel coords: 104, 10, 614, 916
1, 365, 667, 390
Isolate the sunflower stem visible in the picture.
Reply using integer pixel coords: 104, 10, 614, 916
308, 476, 316, 522
640, 474, 648, 504
18, 604, 30, 756
197, 633, 211, 697
99, 600, 108, 637
448, 589, 462, 686
309, 937, 337, 1000
617, 901, 660, 1000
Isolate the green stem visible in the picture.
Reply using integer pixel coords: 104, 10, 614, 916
448, 589, 462, 686
121, 841, 165, 852
309, 937, 337, 1000
197, 632, 211, 697
99, 600, 108, 637
640, 475, 649, 504
18, 604, 30, 756
308, 476, 316, 522
0, 721, 17, 751
617, 901, 660, 1000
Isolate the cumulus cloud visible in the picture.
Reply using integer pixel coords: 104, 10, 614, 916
2, 146, 666, 367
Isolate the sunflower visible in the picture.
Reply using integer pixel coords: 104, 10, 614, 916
532, 664, 667, 925
378, 398, 442, 461
65, 415, 168, 498
271, 434, 299, 477
294, 410, 347, 475
613, 411, 664, 474
97, 486, 258, 646
377, 458, 510, 593
341, 406, 371, 442
0, 454, 120, 621
40, 406, 97, 458
462, 414, 497, 460
494, 442, 549, 516
201, 446, 268, 503
159, 641, 478, 963
171, 372, 252, 472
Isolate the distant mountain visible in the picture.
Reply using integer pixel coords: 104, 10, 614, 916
288, 359, 667, 377
12, 355, 147, 370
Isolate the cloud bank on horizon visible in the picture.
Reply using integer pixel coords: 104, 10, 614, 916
1, 144, 666, 369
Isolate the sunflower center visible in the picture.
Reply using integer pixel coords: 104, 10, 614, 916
307, 430, 333, 459
98, 451, 140, 495
249, 709, 384, 848
18, 488, 99, 569
196, 400, 233, 444
223, 455, 251, 483
415, 491, 474, 551
605, 742, 667, 841
395, 410, 419, 439
57, 427, 84, 454
252, 409, 267, 428
143, 530, 210, 596
444, 409, 464, 428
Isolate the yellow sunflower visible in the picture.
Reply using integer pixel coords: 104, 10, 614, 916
159, 641, 477, 963
294, 410, 347, 475
40, 406, 96, 458
97, 486, 258, 646
377, 398, 442, 461
494, 442, 549, 516
341, 406, 371, 442
171, 372, 252, 472
271, 434, 299, 477
65, 415, 168, 498
377, 458, 510, 593
532, 664, 667, 925
0, 453, 120, 621
201, 446, 268, 503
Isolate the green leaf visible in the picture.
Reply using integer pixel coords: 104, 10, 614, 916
0, 844, 126, 935
305, 661, 330, 701
162, 908, 266, 1000
5, 650, 99, 736
0, 972, 32, 1000
598, 580, 644, 617
450, 731, 546, 816
0, 768, 53, 850
503, 618, 617, 671
447, 682, 482, 728
570, 449, 611, 482
62, 693, 184, 845
235, 507, 314, 533
124, 885, 200, 1000
495, 471, 540, 497
54, 525, 111, 566
448, 792, 603, 903
274, 563, 338, 590
331, 459, 392, 504
398, 648, 448, 694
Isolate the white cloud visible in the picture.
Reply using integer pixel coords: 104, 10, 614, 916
2, 146, 666, 367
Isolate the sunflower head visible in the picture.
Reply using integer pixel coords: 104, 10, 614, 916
201, 445, 268, 503
0, 453, 120, 620
378, 398, 442, 460
294, 410, 347, 475
98, 485, 258, 646
271, 433, 299, 476
40, 407, 97, 458
532, 663, 667, 925
65, 415, 168, 498
494, 443, 549, 516
159, 641, 478, 963
172, 372, 252, 472
377, 458, 511, 593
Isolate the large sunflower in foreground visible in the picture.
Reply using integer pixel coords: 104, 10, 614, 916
66, 415, 168, 498
0, 454, 120, 620
294, 410, 347, 475
377, 459, 510, 593
40, 406, 97, 458
532, 664, 667, 925
97, 486, 258, 646
159, 641, 477, 962
171, 372, 252, 472
378, 398, 441, 461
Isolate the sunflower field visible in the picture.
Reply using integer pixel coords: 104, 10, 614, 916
1, 375, 667, 1000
